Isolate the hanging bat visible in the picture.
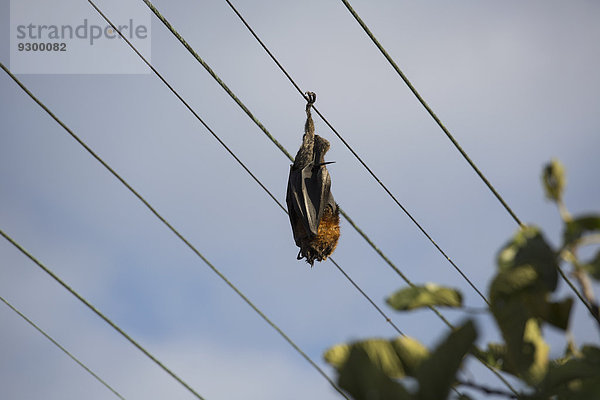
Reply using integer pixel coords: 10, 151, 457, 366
286, 92, 340, 266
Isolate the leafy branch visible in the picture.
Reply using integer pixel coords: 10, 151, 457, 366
544, 159, 600, 329
323, 159, 600, 400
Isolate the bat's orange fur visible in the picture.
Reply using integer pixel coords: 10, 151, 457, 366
302, 206, 340, 265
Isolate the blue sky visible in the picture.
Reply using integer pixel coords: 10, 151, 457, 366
1, 1, 599, 399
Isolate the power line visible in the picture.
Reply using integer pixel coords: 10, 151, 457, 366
339, 0, 524, 228
0, 227, 205, 400
3, 11, 511, 398
140, 3, 517, 395
0, 294, 126, 400
6, 4, 512, 396
143, 0, 294, 162
0, 61, 350, 400
150, 0, 489, 307
90, 1, 515, 394
557, 265, 599, 326
337, 0, 592, 328
82, 1, 404, 340
219, 0, 490, 306
329, 257, 405, 336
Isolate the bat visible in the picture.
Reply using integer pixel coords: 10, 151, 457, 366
286, 92, 340, 266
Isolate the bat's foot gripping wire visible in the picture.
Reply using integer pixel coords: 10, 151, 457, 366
305, 91, 316, 110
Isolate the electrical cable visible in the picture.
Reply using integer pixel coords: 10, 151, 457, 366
146, 0, 490, 308
3, 3, 520, 395
0, 227, 206, 400
0, 61, 350, 400
337, 0, 591, 332
82, 0, 405, 340
140, 2, 520, 395
338, 0, 524, 228
92, 1, 516, 393
0, 294, 126, 400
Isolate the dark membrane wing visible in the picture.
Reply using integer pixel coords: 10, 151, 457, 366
287, 166, 309, 246
286, 164, 328, 240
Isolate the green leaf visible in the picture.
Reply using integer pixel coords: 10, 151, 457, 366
489, 263, 536, 369
537, 346, 600, 399
416, 320, 477, 400
391, 336, 429, 377
488, 283, 551, 384
476, 333, 551, 384
489, 264, 538, 297
491, 229, 573, 332
324, 339, 406, 379
582, 250, 600, 281
488, 294, 530, 376
522, 319, 549, 384
490, 227, 567, 372
542, 158, 566, 202
563, 215, 600, 247
474, 343, 510, 373
543, 298, 574, 330
324, 343, 351, 370
386, 284, 463, 311
496, 226, 558, 292
337, 346, 413, 400
489, 282, 571, 379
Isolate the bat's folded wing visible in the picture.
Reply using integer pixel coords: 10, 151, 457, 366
286, 164, 332, 245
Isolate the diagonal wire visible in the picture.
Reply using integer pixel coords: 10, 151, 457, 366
143, 0, 294, 162
0, 61, 350, 400
82, 1, 404, 340
143, 2, 518, 395
0, 294, 126, 400
329, 257, 404, 336
147, 0, 489, 308
339, 0, 523, 228
0, 227, 205, 400
215, 0, 483, 316
557, 265, 599, 326
337, 0, 592, 326
142, 0, 503, 388
3, 10, 513, 398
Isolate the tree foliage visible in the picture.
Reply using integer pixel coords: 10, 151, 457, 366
324, 160, 600, 399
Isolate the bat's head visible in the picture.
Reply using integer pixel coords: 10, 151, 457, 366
298, 203, 340, 266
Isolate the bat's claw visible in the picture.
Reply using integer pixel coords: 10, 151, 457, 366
305, 91, 316, 107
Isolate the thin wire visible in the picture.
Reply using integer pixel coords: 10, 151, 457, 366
11, 3, 511, 395
137, 0, 517, 394
338, 0, 523, 228
557, 265, 598, 323
3, 15, 515, 400
0, 61, 350, 400
145, 0, 489, 307
83, 0, 403, 339
144, 0, 294, 162
329, 257, 405, 336
0, 228, 205, 400
136, 0, 509, 391
207, 2, 517, 395
217, 0, 489, 308
337, 0, 589, 333
0, 294, 126, 400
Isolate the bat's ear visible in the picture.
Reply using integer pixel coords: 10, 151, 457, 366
316, 161, 336, 167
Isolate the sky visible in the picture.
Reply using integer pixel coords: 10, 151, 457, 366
1, 0, 599, 399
